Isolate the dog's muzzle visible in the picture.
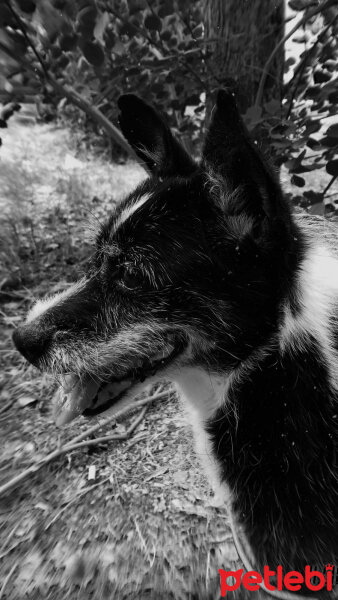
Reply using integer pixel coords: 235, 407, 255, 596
52, 336, 185, 426
13, 321, 186, 427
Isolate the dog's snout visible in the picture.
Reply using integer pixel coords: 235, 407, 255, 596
12, 323, 53, 365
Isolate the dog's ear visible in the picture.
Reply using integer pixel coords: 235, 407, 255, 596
202, 90, 281, 220
118, 94, 196, 178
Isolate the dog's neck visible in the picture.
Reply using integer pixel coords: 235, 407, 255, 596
173, 346, 271, 504
175, 239, 338, 569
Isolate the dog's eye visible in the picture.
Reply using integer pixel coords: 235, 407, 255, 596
121, 266, 144, 290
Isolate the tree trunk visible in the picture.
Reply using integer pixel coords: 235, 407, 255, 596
204, 0, 285, 114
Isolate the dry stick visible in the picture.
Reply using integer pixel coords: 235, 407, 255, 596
0, 522, 20, 558
0, 561, 18, 600
0, 389, 172, 498
0, 400, 13, 416
61, 389, 171, 447
63, 405, 149, 453
255, 0, 338, 108
323, 175, 338, 198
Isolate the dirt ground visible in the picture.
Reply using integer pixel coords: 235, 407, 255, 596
0, 115, 243, 600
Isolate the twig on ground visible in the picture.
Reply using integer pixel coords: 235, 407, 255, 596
132, 515, 154, 566
0, 290, 31, 301
45, 477, 111, 531
0, 561, 18, 600
63, 405, 149, 453
0, 388, 172, 498
0, 400, 13, 416
0, 522, 20, 558
62, 388, 171, 447
125, 431, 148, 450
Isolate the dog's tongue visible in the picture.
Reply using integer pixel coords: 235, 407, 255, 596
53, 374, 100, 427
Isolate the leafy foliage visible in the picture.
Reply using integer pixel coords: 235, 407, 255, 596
0, 0, 337, 209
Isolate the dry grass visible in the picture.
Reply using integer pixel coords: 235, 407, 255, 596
0, 118, 242, 600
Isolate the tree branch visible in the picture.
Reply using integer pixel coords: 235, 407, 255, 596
255, 0, 338, 107
0, 41, 149, 172
323, 174, 337, 198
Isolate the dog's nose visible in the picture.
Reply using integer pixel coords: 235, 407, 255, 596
12, 323, 53, 365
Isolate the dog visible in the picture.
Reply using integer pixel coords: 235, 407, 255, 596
13, 90, 338, 596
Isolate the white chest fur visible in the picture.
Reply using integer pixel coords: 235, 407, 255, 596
173, 367, 231, 503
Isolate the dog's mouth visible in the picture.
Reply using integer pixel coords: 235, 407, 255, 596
53, 335, 186, 426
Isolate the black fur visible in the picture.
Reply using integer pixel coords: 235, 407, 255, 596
208, 336, 338, 572
13, 90, 338, 595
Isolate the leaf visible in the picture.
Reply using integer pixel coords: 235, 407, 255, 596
38, 0, 65, 40
16, 0, 36, 13
161, 30, 171, 41
326, 124, 338, 138
293, 33, 310, 44
303, 190, 323, 204
112, 39, 125, 56
192, 24, 203, 38
158, 0, 174, 17
59, 33, 78, 51
291, 174, 306, 187
264, 99, 281, 116
320, 137, 338, 148
93, 11, 109, 43
328, 92, 338, 104
288, 0, 316, 10
313, 70, 331, 84
18, 395, 37, 407
326, 159, 338, 177
0, 4, 13, 26
144, 14, 162, 32
306, 137, 321, 150
305, 85, 321, 99
119, 21, 138, 37
186, 93, 200, 106
304, 120, 321, 135
81, 40, 105, 67
284, 56, 296, 73
77, 5, 98, 28
285, 149, 306, 172
243, 105, 263, 130
57, 54, 69, 69
309, 202, 324, 216
127, 0, 147, 14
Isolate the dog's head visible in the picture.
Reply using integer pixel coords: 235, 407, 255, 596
13, 90, 300, 424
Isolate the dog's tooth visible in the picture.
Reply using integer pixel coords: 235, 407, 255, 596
60, 373, 79, 393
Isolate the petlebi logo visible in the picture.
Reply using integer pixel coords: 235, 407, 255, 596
219, 564, 337, 596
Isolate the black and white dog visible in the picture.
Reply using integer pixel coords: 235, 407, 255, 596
13, 90, 338, 594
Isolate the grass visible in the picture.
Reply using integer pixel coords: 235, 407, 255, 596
0, 118, 240, 600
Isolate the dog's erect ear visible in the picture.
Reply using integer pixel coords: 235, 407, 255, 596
118, 94, 196, 178
202, 90, 281, 219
